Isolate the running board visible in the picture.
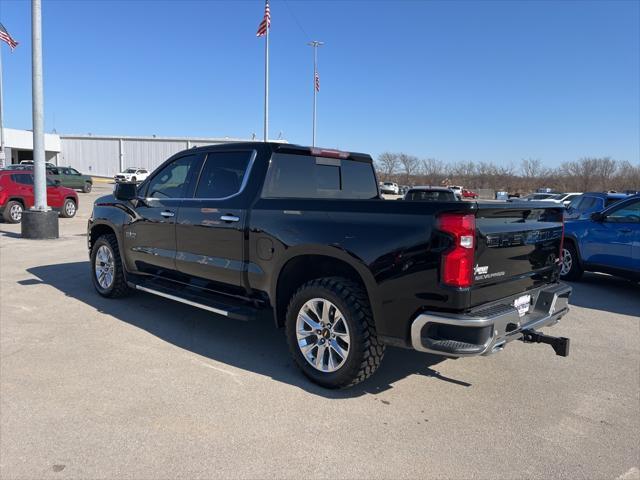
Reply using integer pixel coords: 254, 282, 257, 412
128, 278, 260, 321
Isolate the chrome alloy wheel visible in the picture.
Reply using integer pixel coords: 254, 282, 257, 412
9, 203, 22, 222
65, 201, 76, 217
296, 298, 351, 373
560, 248, 572, 276
95, 245, 115, 289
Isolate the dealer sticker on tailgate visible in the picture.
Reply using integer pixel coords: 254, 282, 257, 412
513, 294, 532, 317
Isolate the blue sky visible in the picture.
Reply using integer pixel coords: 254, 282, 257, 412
1, 0, 638, 166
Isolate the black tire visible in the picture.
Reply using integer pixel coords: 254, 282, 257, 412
60, 198, 77, 218
131, 176, 137, 183
82, 182, 92, 193
3, 200, 23, 223
560, 243, 583, 281
90, 233, 133, 298
285, 277, 385, 389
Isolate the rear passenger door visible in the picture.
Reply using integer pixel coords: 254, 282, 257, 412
11, 174, 35, 208
175, 150, 256, 292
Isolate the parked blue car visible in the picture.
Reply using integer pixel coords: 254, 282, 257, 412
564, 192, 629, 220
561, 195, 640, 281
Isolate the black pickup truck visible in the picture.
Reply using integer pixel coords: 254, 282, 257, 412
88, 143, 572, 388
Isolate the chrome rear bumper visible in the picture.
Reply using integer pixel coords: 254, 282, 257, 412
410, 283, 572, 357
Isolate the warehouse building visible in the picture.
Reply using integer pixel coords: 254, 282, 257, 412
3, 128, 257, 177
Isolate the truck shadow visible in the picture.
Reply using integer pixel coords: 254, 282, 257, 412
26, 262, 468, 398
565, 273, 640, 317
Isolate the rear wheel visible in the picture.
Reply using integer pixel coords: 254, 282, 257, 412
286, 277, 385, 389
82, 182, 92, 193
131, 176, 137, 183
3, 201, 23, 223
560, 243, 583, 281
60, 198, 77, 218
90, 233, 132, 297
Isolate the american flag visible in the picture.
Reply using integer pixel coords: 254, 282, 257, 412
314, 70, 320, 92
0, 23, 19, 51
256, 0, 270, 37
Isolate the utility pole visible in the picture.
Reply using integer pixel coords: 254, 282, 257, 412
22, 0, 58, 239
307, 41, 323, 147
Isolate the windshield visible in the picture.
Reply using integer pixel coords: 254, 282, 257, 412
124, 168, 137, 173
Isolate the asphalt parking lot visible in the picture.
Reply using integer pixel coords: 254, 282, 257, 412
1, 183, 639, 479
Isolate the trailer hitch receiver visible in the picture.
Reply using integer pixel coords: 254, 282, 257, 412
520, 329, 570, 357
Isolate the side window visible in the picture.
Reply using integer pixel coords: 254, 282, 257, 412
145, 155, 197, 199
579, 197, 597, 210
62, 168, 73, 175
49, 168, 59, 175
11, 174, 34, 185
605, 200, 640, 223
69, 168, 80, 175
194, 151, 253, 199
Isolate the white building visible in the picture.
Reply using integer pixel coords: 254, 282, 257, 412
3, 127, 61, 165
3, 128, 258, 177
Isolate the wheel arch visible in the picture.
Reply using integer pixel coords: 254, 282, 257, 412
271, 248, 379, 329
88, 222, 119, 254
7, 197, 26, 207
562, 235, 583, 266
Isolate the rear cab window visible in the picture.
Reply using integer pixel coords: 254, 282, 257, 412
406, 190, 456, 201
261, 153, 378, 199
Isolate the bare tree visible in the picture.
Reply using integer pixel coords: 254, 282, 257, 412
398, 153, 419, 185
521, 158, 543, 178
376, 152, 400, 180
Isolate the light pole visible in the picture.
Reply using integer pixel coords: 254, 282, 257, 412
22, 0, 58, 239
307, 41, 323, 147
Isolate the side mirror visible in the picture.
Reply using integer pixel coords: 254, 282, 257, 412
590, 212, 604, 222
114, 182, 137, 201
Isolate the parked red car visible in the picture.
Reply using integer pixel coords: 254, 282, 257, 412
0, 170, 79, 223
462, 188, 478, 199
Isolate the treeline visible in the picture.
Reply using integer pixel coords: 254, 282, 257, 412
375, 154, 640, 193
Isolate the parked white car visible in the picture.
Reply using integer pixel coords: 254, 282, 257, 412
114, 168, 150, 183
547, 192, 582, 206
380, 182, 399, 195
449, 185, 464, 199
19, 160, 56, 168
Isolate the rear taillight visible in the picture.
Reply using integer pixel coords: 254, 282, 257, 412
438, 213, 476, 288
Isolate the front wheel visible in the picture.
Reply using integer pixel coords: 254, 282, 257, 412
90, 233, 133, 298
82, 182, 92, 193
60, 198, 77, 218
286, 277, 385, 389
560, 244, 583, 281
3, 201, 23, 223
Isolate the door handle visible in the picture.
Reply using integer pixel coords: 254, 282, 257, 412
220, 214, 240, 223
160, 210, 175, 218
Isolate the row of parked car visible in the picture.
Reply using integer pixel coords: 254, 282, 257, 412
397, 184, 639, 282
381, 182, 479, 200
0, 160, 103, 223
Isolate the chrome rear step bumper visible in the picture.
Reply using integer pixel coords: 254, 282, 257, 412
410, 283, 572, 357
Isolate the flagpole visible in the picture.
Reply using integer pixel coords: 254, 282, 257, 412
0, 44, 5, 168
263, 10, 269, 142
307, 41, 323, 147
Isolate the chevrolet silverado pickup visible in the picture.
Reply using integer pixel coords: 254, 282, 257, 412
88, 143, 572, 388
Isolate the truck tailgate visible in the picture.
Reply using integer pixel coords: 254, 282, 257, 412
470, 202, 564, 307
